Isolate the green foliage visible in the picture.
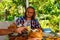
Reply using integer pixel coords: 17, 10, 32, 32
0, 0, 60, 32
0, 0, 25, 21
29, 0, 60, 32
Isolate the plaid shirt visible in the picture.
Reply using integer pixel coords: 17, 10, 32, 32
15, 16, 41, 29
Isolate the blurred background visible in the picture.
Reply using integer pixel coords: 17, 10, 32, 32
0, 0, 60, 32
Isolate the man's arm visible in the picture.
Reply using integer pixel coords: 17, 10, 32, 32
0, 29, 13, 35
0, 23, 27, 35
0, 23, 17, 36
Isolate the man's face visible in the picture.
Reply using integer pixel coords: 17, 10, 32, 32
26, 8, 34, 18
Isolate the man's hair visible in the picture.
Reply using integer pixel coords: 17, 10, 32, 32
24, 6, 35, 20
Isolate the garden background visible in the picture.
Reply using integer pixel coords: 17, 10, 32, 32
0, 0, 60, 32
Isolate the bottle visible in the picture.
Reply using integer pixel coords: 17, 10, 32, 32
26, 21, 31, 34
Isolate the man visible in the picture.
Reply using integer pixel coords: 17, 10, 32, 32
0, 6, 42, 40
15, 6, 42, 40
15, 6, 42, 33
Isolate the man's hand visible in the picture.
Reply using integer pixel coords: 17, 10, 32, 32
16, 27, 27, 34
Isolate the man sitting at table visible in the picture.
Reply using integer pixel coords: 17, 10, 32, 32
14, 6, 42, 40
0, 6, 42, 40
